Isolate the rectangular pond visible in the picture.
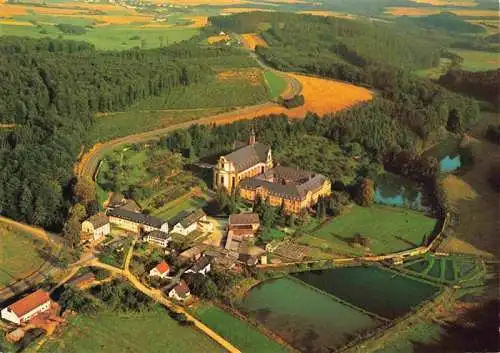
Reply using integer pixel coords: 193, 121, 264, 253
239, 277, 383, 353
293, 266, 440, 319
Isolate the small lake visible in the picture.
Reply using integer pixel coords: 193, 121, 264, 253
293, 267, 439, 319
424, 137, 462, 173
240, 277, 383, 353
440, 155, 461, 173
375, 173, 428, 211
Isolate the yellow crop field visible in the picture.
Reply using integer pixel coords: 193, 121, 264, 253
52, 2, 139, 13
386, 7, 499, 17
186, 16, 208, 28
0, 3, 29, 16
286, 74, 374, 118
409, 0, 478, 6
241, 33, 268, 50
299, 10, 355, 19
151, 0, 248, 5
0, 19, 34, 26
208, 34, 230, 44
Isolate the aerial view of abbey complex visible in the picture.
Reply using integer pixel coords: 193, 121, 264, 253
0, 0, 498, 351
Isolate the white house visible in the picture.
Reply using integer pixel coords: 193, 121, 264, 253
107, 208, 168, 233
81, 213, 110, 241
1, 290, 51, 325
185, 256, 211, 276
169, 209, 208, 236
149, 261, 170, 279
143, 230, 171, 248
168, 280, 191, 301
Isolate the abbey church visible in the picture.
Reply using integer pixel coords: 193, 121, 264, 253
213, 131, 331, 214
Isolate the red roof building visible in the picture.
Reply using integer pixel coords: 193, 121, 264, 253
1, 289, 51, 325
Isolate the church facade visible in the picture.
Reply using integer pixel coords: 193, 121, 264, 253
213, 131, 331, 214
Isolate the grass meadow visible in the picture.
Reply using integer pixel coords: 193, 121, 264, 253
299, 205, 438, 256
453, 49, 500, 71
264, 71, 287, 99
39, 307, 223, 353
0, 225, 51, 288
193, 303, 289, 353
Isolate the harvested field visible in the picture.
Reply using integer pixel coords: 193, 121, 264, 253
285, 73, 374, 118
208, 34, 230, 44
216, 69, 262, 86
385, 7, 499, 17
409, 0, 478, 6
0, 3, 29, 16
187, 15, 208, 28
241, 33, 268, 51
299, 10, 355, 19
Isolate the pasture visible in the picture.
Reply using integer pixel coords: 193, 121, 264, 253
38, 307, 223, 353
453, 49, 500, 71
294, 266, 440, 319
303, 205, 438, 256
193, 303, 289, 353
264, 71, 288, 99
240, 277, 383, 352
0, 225, 52, 288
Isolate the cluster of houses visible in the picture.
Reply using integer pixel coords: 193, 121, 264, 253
81, 193, 212, 248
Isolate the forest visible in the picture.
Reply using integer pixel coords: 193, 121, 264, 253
0, 36, 248, 229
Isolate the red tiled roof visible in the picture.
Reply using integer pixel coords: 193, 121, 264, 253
174, 280, 190, 297
9, 290, 50, 317
155, 261, 170, 274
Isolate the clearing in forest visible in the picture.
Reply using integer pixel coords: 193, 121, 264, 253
241, 33, 268, 51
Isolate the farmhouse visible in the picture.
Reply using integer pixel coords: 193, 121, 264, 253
239, 165, 331, 214
81, 213, 110, 241
178, 245, 206, 262
168, 280, 191, 301
143, 230, 171, 248
1, 290, 51, 325
185, 256, 212, 276
149, 261, 170, 279
225, 213, 260, 251
169, 209, 211, 236
213, 130, 273, 193
107, 208, 168, 233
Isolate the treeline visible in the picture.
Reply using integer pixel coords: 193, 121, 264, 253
438, 69, 500, 107
0, 36, 245, 229
211, 12, 440, 71
396, 12, 486, 34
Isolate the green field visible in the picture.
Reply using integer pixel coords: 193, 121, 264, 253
453, 49, 500, 71
302, 205, 438, 256
264, 71, 288, 99
152, 193, 209, 220
193, 303, 289, 353
374, 321, 444, 353
87, 107, 224, 145
39, 307, 223, 353
294, 267, 440, 319
0, 226, 51, 288
0, 23, 199, 50
240, 277, 383, 352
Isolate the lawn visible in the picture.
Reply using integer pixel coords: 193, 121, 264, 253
0, 225, 52, 288
39, 307, 223, 353
452, 49, 500, 71
309, 205, 438, 255
264, 71, 287, 99
193, 303, 289, 353
152, 193, 209, 220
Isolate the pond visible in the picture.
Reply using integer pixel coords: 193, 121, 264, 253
424, 137, 462, 173
440, 155, 461, 173
374, 173, 428, 211
293, 266, 440, 319
240, 277, 383, 353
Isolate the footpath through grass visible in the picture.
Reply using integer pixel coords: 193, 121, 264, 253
0, 225, 50, 288
193, 303, 289, 353
39, 307, 223, 353
264, 71, 288, 99
308, 205, 438, 255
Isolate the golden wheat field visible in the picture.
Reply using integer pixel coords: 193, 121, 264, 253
241, 33, 268, 50
386, 7, 499, 17
409, 0, 478, 6
216, 69, 262, 86
207, 34, 230, 44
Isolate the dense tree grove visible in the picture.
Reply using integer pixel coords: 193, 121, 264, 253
0, 36, 240, 229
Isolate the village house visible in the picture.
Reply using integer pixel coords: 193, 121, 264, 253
239, 165, 331, 214
169, 209, 211, 236
107, 208, 168, 233
149, 261, 170, 279
168, 280, 191, 301
185, 256, 211, 276
81, 213, 110, 241
213, 130, 273, 193
225, 213, 260, 251
1, 290, 51, 325
178, 245, 206, 262
143, 230, 171, 248
105, 192, 141, 212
